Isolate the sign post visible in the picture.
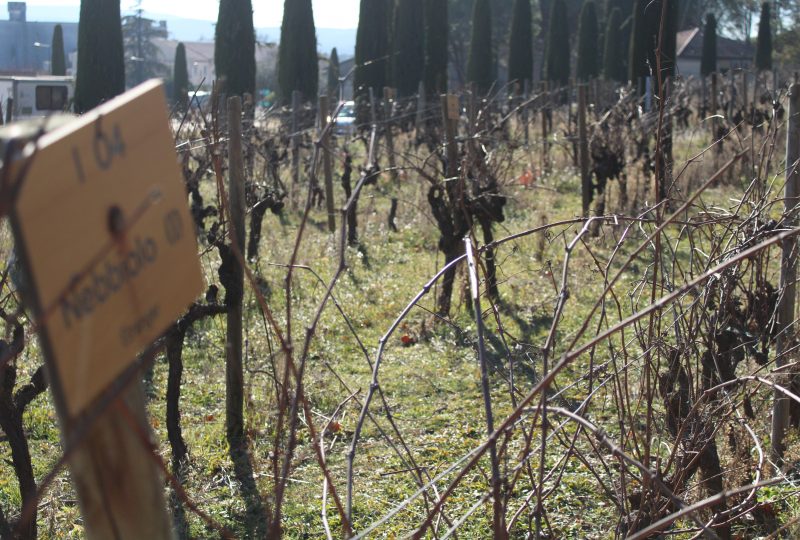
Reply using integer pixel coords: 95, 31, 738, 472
441, 94, 459, 179
7, 79, 203, 538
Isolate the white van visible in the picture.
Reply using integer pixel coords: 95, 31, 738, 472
0, 76, 74, 122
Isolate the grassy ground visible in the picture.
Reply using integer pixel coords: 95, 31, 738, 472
3, 116, 800, 538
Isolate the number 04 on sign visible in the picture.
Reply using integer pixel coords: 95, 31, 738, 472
10, 80, 203, 418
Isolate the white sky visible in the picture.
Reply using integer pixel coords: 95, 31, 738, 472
20, 0, 361, 28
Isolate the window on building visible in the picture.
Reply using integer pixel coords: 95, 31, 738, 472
35, 85, 68, 111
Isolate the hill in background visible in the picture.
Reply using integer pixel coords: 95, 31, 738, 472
23, 5, 356, 57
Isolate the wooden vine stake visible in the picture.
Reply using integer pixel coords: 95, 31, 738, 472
226, 96, 246, 445
384, 87, 399, 232
522, 79, 529, 146
319, 95, 336, 233
711, 72, 718, 139
541, 81, 550, 173
741, 70, 749, 116
290, 89, 301, 209
442, 94, 459, 178
416, 81, 425, 132
772, 83, 800, 468
6, 80, 203, 538
578, 84, 591, 217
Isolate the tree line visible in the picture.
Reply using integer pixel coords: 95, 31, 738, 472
66, 0, 782, 114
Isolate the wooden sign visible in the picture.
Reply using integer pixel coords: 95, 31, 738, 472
11, 80, 203, 417
446, 94, 460, 121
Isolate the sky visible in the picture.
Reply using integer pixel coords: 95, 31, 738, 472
18, 0, 361, 28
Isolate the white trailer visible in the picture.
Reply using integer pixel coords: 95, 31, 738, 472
0, 76, 74, 122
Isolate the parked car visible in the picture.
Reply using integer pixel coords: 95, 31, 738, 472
188, 90, 211, 112
334, 100, 356, 136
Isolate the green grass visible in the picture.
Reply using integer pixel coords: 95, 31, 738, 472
3, 118, 800, 539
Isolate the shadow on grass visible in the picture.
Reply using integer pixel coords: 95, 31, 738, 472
170, 460, 190, 539
230, 438, 268, 538
480, 300, 552, 383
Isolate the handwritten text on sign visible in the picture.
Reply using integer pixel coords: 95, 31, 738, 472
12, 80, 203, 417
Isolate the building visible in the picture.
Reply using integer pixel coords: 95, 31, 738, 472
0, 2, 78, 75
677, 28, 755, 78
152, 39, 215, 90
321, 56, 354, 101
152, 39, 280, 93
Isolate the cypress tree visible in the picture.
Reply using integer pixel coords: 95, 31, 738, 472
327, 48, 340, 99
174, 42, 189, 111
576, 0, 600, 81
604, 0, 629, 20
74, 0, 125, 113
507, 0, 533, 90
700, 13, 717, 77
755, 2, 772, 72
215, 0, 255, 98
278, 0, 318, 102
424, 0, 448, 95
603, 7, 625, 82
646, 0, 679, 202
628, 0, 678, 85
654, 0, 679, 81
392, 0, 425, 97
354, 0, 391, 99
467, 0, 493, 93
544, 0, 570, 87
628, 0, 648, 82
604, 0, 632, 69
51, 24, 66, 76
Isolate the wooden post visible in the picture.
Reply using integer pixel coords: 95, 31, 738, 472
742, 70, 749, 117
320, 95, 336, 233
68, 384, 176, 539
567, 78, 574, 129
701, 75, 708, 116
6, 97, 13, 124
291, 89, 301, 209
216, 89, 227, 134
242, 92, 253, 121
242, 92, 255, 191
771, 83, 800, 468
578, 84, 591, 217
522, 79, 530, 146
467, 84, 477, 138
368, 87, 379, 162
383, 87, 399, 232
728, 69, 736, 119
466, 83, 478, 162
773, 70, 779, 98
541, 81, 550, 172
226, 96, 245, 444
416, 81, 426, 132
482, 97, 491, 134
441, 94, 459, 178
711, 72, 719, 139
4, 101, 175, 540
369, 86, 377, 126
